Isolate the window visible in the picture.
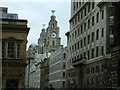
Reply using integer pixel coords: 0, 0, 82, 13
78, 15, 80, 23
63, 62, 66, 68
44, 39, 46, 44
81, 40, 83, 48
76, 2, 79, 10
72, 45, 74, 51
8, 42, 14, 58
78, 28, 80, 36
81, 11, 83, 19
81, 25, 83, 34
109, 7, 114, 16
92, 16, 94, 26
102, 46, 104, 55
96, 46, 99, 57
84, 52, 86, 57
102, 10, 104, 19
52, 24, 54, 28
63, 72, 65, 77
96, 66, 100, 72
101, 64, 106, 72
80, 54, 82, 58
88, 35, 90, 44
75, 17, 77, 24
72, 33, 74, 39
92, 32, 94, 42
87, 79, 89, 88
63, 81, 65, 87
52, 41, 55, 46
70, 35, 71, 42
102, 28, 104, 37
88, 3, 90, 13
70, 47, 71, 53
2, 42, 5, 58
91, 67, 94, 73
84, 38, 86, 46
84, 7, 86, 16
77, 42, 79, 49
63, 53, 66, 59
96, 29, 99, 40
87, 68, 90, 74
96, 77, 99, 84
73, 3, 75, 11
96, 12, 99, 23
79, 2, 81, 7
75, 43, 76, 51
16, 41, 21, 58
84, 23, 86, 31
88, 19, 90, 29
88, 50, 90, 60
110, 26, 113, 35
75, 31, 77, 38
92, 48, 94, 58
91, 78, 94, 86
92, 2, 94, 9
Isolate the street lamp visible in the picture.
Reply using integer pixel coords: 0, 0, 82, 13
26, 49, 38, 88
26, 50, 33, 88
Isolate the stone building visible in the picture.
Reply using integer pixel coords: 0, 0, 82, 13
1, 7, 30, 88
37, 11, 62, 88
25, 10, 62, 89
40, 57, 49, 89
34, 53, 46, 88
25, 44, 38, 88
38, 10, 61, 54
26, 45, 48, 88
66, 1, 115, 88
49, 46, 67, 88
110, 1, 120, 88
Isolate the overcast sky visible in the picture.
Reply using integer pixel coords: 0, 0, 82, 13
1, 1, 71, 49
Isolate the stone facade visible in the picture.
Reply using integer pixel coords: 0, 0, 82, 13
1, 7, 30, 88
40, 57, 49, 89
111, 46, 120, 88
49, 46, 67, 88
110, 2, 120, 88
26, 47, 48, 88
66, 1, 115, 88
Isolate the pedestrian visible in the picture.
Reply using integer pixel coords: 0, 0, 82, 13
49, 84, 55, 90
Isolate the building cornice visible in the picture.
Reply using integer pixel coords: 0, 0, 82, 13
69, 2, 88, 22
1, 18, 28, 22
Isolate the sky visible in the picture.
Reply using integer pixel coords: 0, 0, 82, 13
1, 1, 71, 49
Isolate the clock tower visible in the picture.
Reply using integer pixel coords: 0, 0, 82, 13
38, 10, 61, 54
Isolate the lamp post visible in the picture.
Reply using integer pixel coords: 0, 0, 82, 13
26, 49, 37, 88
26, 50, 33, 88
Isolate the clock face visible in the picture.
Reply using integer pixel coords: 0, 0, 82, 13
51, 31, 57, 38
